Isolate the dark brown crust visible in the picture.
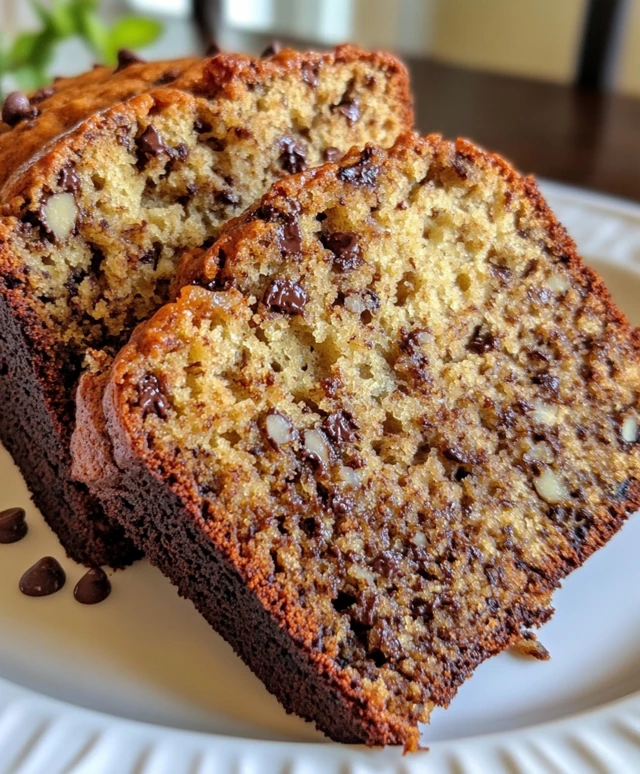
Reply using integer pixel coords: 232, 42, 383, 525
0, 47, 413, 568
90, 133, 640, 745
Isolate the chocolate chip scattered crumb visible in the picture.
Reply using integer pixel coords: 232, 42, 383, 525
0, 507, 27, 544
74, 567, 111, 605
263, 279, 307, 315
116, 49, 145, 72
19, 557, 66, 597
261, 41, 283, 57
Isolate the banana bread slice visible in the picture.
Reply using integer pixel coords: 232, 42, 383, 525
74, 133, 639, 747
0, 46, 412, 567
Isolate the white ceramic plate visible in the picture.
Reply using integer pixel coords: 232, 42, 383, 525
0, 181, 639, 774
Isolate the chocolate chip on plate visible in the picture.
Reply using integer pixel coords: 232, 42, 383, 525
2, 91, 38, 127
116, 49, 145, 72
0, 507, 28, 544
74, 567, 112, 605
263, 279, 307, 315
19, 557, 66, 597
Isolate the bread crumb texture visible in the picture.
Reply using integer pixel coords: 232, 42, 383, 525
108, 133, 640, 746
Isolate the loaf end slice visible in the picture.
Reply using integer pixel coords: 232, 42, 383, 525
0, 46, 412, 566
85, 133, 639, 745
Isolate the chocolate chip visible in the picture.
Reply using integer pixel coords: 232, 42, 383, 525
337, 147, 379, 187
372, 550, 403, 579
410, 597, 434, 621
215, 190, 241, 206
58, 165, 80, 193
206, 42, 220, 56
281, 222, 302, 255
532, 372, 560, 394
324, 147, 343, 163
116, 49, 145, 72
263, 279, 307, 315
156, 69, 180, 85
467, 325, 498, 354
323, 412, 357, 444
173, 142, 189, 161
261, 41, 283, 57
320, 232, 362, 273
74, 567, 111, 605
279, 136, 307, 175
332, 80, 360, 125
19, 557, 66, 597
0, 507, 27, 544
194, 119, 212, 134
138, 374, 169, 419
2, 91, 38, 126
136, 125, 168, 166
254, 203, 282, 222
301, 63, 319, 88
32, 86, 54, 104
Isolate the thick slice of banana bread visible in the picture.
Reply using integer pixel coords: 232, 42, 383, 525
75, 133, 640, 746
0, 46, 412, 567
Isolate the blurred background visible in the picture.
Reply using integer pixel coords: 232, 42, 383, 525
2, 0, 639, 200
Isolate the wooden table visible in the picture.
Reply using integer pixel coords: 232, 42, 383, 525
406, 57, 640, 203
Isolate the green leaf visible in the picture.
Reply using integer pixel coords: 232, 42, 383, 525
104, 16, 162, 64
9, 32, 40, 67
48, 0, 77, 38
13, 63, 48, 91
75, 8, 109, 61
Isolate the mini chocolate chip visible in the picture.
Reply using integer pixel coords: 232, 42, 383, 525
156, 69, 180, 85
411, 597, 434, 621
116, 49, 145, 72
32, 86, 54, 104
19, 557, 66, 597
58, 165, 80, 193
206, 42, 220, 56
279, 136, 307, 174
261, 41, 283, 57
138, 373, 169, 419
324, 146, 343, 163
74, 567, 111, 605
320, 232, 362, 273
263, 279, 307, 314
0, 507, 27, 544
532, 372, 560, 394
136, 125, 168, 164
194, 119, 212, 134
281, 222, 302, 254
172, 142, 189, 160
301, 63, 319, 88
215, 190, 241, 206
2, 91, 38, 126
323, 412, 357, 444
372, 550, 403, 579
254, 203, 282, 222
332, 80, 360, 125
467, 325, 498, 354
337, 147, 379, 187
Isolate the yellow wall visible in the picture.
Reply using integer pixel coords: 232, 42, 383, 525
430, 0, 587, 83
617, 0, 640, 97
